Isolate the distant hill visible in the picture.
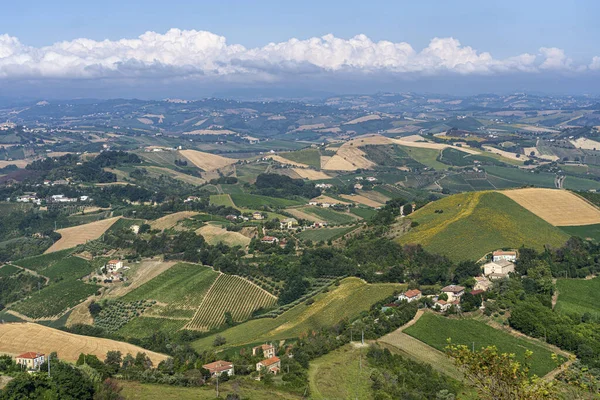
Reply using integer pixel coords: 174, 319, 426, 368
398, 191, 569, 261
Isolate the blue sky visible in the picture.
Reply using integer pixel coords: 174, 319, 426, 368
1, 0, 599, 98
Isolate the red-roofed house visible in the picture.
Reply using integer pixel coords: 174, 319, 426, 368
106, 260, 123, 272
261, 236, 279, 244
202, 360, 235, 377
252, 344, 276, 359
16, 352, 45, 370
256, 356, 281, 374
398, 289, 422, 303
492, 250, 517, 262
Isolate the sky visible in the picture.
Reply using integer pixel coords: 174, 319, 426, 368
1, 0, 599, 99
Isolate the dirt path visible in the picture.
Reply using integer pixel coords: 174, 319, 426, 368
551, 278, 559, 309
400, 309, 425, 331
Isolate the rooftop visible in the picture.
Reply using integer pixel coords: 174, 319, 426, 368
202, 360, 233, 372
403, 289, 422, 298
17, 352, 44, 359
493, 250, 517, 256
441, 285, 465, 293
259, 356, 281, 367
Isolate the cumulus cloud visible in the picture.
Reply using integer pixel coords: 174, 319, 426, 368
0, 29, 595, 82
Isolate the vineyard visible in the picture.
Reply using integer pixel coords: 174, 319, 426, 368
11, 279, 100, 319
41, 256, 95, 281
14, 249, 73, 271
186, 274, 277, 331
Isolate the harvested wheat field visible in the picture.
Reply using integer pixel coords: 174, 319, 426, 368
293, 168, 331, 180
391, 137, 480, 155
571, 137, 600, 150
310, 195, 351, 205
322, 155, 356, 171
179, 150, 237, 171
322, 144, 375, 171
45, 217, 121, 253
482, 146, 528, 161
150, 211, 198, 231
267, 155, 309, 168
341, 194, 384, 208
501, 189, 600, 226
344, 114, 382, 125
346, 134, 393, 146
0, 323, 168, 364
196, 223, 251, 247
285, 208, 322, 222
183, 129, 237, 135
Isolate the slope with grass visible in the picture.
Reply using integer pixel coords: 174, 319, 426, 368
195, 223, 251, 247
555, 277, 600, 317
399, 191, 569, 261
44, 216, 121, 253
300, 206, 360, 225
279, 148, 321, 169
186, 274, 276, 331
296, 226, 357, 242
192, 278, 404, 351
404, 312, 561, 377
230, 193, 304, 208
149, 211, 198, 231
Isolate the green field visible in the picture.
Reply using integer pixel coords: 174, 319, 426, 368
279, 148, 321, 168
230, 193, 304, 208
400, 191, 569, 261
485, 166, 556, 187
301, 207, 360, 225
0, 202, 33, 215
555, 277, 600, 317
296, 226, 357, 242
398, 145, 447, 170
120, 380, 302, 400
0, 264, 20, 277
350, 207, 377, 220
186, 274, 276, 330
118, 316, 188, 338
308, 345, 374, 400
14, 249, 73, 271
404, 313, 561, 377
209, 194, 235, 207
560, 224, 600, 241
122, 263, 219, 315
41, 256, 94, 280
107, 218, 146, 232
192, 278, 404, 352
11, 279, 99, 319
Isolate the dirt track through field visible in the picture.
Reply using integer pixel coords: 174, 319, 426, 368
44, 217, 121, 253
501, 188, 600, 226
0, 323, 168, 364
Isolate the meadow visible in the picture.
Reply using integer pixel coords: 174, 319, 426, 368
192, 278, 404, 351
230, 193, 304, 208
397, 145, 447, 170
14, 249, 73, 271
350, 207, 377, 219
560, 224, 600, 241
301, 206, 360, 225
404, 313, 561, 377
555, 277, 600, 318
296, 226, 357, 242
118, 316, 188, 338
399, 191, 569, 261
279, 148, 321, 168
0, 264, 20, 277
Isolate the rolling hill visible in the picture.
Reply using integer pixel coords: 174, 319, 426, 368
399, 191, 569, 261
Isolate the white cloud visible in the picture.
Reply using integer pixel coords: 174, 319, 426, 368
0, 29, 595, 82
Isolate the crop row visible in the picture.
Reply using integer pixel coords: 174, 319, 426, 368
94, 300, 155, 332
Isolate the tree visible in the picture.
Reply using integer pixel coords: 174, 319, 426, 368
213, 335, 227, 347
93, 379, 124, 400
104, 351, 122, 375
446, 344, 556, 400
438, 293, 448, 301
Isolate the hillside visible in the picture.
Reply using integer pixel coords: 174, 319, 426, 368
399, 191, 569, 261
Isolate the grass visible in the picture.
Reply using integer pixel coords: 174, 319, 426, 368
209, 194, 235, 207
484, 166, 556, 187
301, 207, 359, 225
399, 191, 569, 261
279, 148, 321, 168
11, 279, 99, 319
404, 313, 561, 377
308, 344, 374, 400
118, 316, 188, 338
555, 277, 600, 318
0, 264, 20, 278
560, 224, 600, 241
14, 249, 73, 271
192, 277, 404, 352
350, 207, 377, 220
41, 256, 94, 281
120, 380, 302, 400
397, 145, 447, 170
296, 226, 357, 242
230, 193, 304, 208
108, 218, 146, 232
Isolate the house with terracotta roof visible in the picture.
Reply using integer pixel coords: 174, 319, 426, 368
106, 259, 123, 272
15, 352, 45, 371
256, 356, 281, 374
441, 285, 465, 302
261, 236, 279, 244
252, 344, 276, 359
398, 289, 422, 303
492, 250, 517, 262
202, 360, 235, 377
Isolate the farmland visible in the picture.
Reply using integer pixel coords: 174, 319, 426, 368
350, 207, 377, 219
179, 149, 237, 171
279, 148, 321, 169
10, 279, 100, 319
0, 322, 167, 364
209, 194, 235, 207
230, 193, 304, 208
0, 264, 20, 277
555, 277, 600, 317
296, 226, 357, 242
292, 168, 331, 180
560, 223, 600, 241
192, 278, 404, 351
400, 191, 569, 261
501, 188, 600, 226
300, 206, 360, 225
404, 313, 561, 377
195, 223, 251, 247
149, 211, 198, 230
14, 249, 73, 271
186, 274, 276, 330
44, 216, 121, 253
118, 316, 188, 338
41, 256, 95, 281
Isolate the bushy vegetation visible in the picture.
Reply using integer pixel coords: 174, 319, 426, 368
94, 300, 155, 332
253, 173, 320, 199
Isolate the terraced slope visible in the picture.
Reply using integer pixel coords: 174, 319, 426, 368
399, 191, 569, 261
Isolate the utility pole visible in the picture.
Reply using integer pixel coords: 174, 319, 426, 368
47, 353, 50, 377
216, 373, 219, 398
361, 329, 364, 346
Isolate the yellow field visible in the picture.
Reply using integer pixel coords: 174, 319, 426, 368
482, 145, 527, 161
150, 211, 198, 231
0, 160, 30, 168
0, 323, 168, 364
195, 223, 251, 247
179, 150, 237, 171
322, 144, 375, 171
292, 168, 331, 180
501, 189, 600, 226
45, 216, 121, 253
182, 129, 237, 135
310, 195, 351, 205
571, 137, 600, 150
391, 137, 480, 155
340, 194, 383, 208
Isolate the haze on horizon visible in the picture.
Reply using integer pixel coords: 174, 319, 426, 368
1, 0, 599, 99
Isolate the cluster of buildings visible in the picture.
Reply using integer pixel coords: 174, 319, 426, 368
15, 193, 91, 205
202, 343, 281, 379
482, 250, 517, 280
96, 259, 128, 283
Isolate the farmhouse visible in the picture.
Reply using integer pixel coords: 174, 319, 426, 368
398, 289, 422, 303
261, 236, 279, 244
253, 212, 264, 220
16, 352, 45, 371
315, 183, 333, 189
434, 299, 450, 312
202, 360, 235, 377
441, 285, 465, 302
280, 217, 298, 230
256, 356, 281, 374
492, 250, 517, 262
106, 260, 123, 272
308, 201, 319, 206
252, 344, 276, 359
312, 221, 328, 228
473, 276, 492, 292
483, 259, 515, 279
